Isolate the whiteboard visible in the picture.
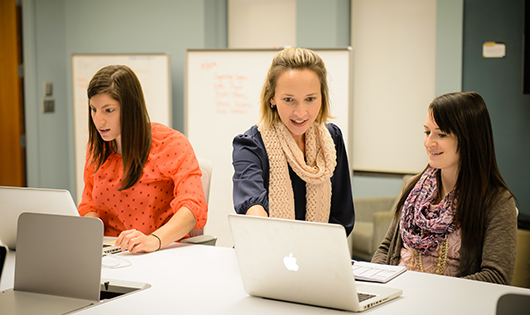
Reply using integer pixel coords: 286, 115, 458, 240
350, 0, 433, 174
72, 54, 171, 203
185, 49, 352, 247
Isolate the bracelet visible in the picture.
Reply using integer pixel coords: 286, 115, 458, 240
151, 233, 162, 251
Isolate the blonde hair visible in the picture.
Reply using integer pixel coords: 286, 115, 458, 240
259, 47, 332, 128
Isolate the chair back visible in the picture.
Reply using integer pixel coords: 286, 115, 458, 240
186, 158, 216, 245
198, 157, 212, 204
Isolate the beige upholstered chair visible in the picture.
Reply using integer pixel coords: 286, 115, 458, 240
181, 158, 217, 246
349, 175, 412, 261
349, 195, 398, 261
512, 222, 530, 288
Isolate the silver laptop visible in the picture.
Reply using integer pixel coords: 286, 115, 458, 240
228, 214, 403, 312
0, 186, 79, 250
0, 212, 103, 314
0, 186, 121, 254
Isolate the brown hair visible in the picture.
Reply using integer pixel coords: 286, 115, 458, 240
87, 65, 151, 191
259, 47, 333, 128
394, 91, 515, 276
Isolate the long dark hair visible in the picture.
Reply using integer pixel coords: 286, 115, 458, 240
87, 65, 151, 191
394, 91, 515, 276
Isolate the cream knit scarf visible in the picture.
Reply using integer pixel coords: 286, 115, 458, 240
258, 122, 337, 222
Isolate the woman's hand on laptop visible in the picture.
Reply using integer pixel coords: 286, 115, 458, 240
115, 229, 159, 254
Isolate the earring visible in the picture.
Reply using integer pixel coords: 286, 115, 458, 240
270, 103, 275, 109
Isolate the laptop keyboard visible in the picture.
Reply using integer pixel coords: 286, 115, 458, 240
103, 243, 122, 254
357, 292, 376, 302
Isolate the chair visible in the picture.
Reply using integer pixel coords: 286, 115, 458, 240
496, 293, 530, 315
349, 195, 398, 261
512, 212, 530, 288
349, 175, 411, 261
181, 158, 217, 246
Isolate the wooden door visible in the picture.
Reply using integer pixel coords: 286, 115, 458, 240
0, 0, 25, 186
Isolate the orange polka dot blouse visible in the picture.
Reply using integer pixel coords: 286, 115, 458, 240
78, 123, 208, 237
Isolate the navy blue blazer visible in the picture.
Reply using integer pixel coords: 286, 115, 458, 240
232, 123, 355, 236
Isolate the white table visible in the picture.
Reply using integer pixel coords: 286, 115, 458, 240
2, 244, 530, 314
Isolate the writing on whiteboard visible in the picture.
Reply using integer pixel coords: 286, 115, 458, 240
201, 61, 217, 71
201, 61, 252, 115
214, 74, 250, 114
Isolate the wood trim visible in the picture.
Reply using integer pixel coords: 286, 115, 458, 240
0, 0, 25, 186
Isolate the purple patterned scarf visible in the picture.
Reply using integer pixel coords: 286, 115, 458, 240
400, 167, 457, 254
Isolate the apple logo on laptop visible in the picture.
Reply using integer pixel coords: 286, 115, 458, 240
283, 253, 299, 271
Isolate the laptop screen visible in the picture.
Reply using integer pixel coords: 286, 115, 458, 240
0, 186, 79, 250
15, 213, 103, 301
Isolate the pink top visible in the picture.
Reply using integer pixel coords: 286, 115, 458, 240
78, 123, 207, 237
399, 204, 461, 276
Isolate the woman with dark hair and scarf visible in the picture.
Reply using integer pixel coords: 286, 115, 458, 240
372, 92, 517, 284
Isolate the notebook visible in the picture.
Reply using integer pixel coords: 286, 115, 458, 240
0, 186, 121, 254
0, 212, 103, 314
228, 214, 403, 312
352, 260, 406, 283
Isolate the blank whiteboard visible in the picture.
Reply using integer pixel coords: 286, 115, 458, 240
351, 0, 433, 174
72, 54, 171, 203
185, 49, 352, 247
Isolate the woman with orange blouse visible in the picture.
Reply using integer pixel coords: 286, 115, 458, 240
78, 65, 207, 254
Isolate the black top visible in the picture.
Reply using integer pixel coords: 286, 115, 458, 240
232, 123, 355, 235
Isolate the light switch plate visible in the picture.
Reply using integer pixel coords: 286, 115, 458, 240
43, 99, 55, 113
44, 82, 53, 96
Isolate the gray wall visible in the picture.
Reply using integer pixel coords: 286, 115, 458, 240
22, 0, 527, 216
22, 0, 352, 200
23, 0, 70, 191
463, 0, 530, 215
22, 0, 227, 198
297, 0, 350, 47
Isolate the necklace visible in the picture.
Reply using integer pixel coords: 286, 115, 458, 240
409, 229, 449, 275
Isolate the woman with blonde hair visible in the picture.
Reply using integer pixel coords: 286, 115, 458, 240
232, 47, 355, 234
